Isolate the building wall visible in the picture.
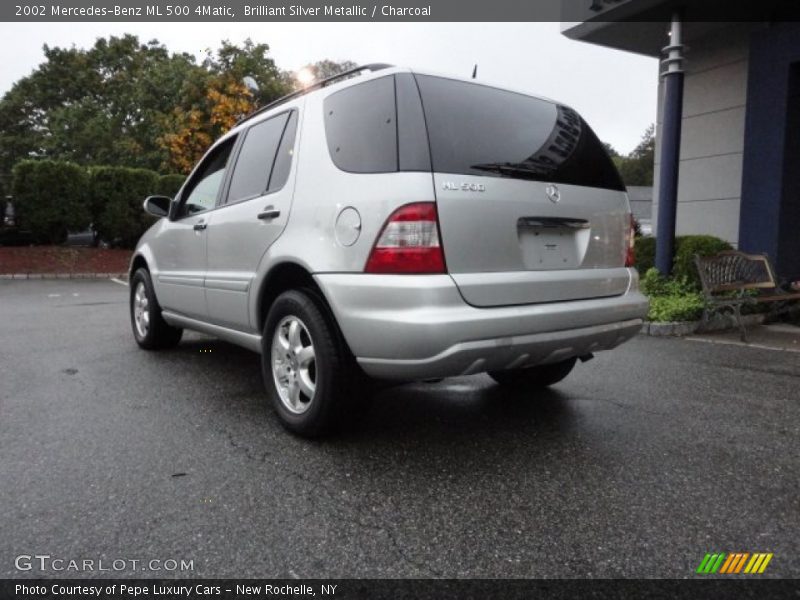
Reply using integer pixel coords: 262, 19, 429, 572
739, 22, 800, 280
653, 24, 753, 246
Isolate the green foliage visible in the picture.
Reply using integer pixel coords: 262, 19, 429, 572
89, 166, 160, 247
602, 142, 619, 158
635, 234, 732, 289
0, 36, 198, 175
673, 235, 733, 288
203, 39, 289, 106
307, 59, 359, 82
156, 174, 185, 199
11, 159, 90, 243
641, 268, 706, 322
0, 36, 291, 178
641, 267, 696, 297
634, 236, 656, 273
609, 124, 655, 187
647, 294, 706, 323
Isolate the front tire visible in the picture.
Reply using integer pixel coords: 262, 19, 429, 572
130, 268, 183, 350
488, 357, 577, 389
262, 289, 360, 437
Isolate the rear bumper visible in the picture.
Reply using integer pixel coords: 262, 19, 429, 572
314, 271, 649, 380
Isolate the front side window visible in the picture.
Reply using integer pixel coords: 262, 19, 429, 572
178, 137, 236, 218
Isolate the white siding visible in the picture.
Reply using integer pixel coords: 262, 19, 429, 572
653, 24, 752, 246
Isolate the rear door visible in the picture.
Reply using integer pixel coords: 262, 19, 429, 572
414, 74, 632, 307
204, 108, 300, 330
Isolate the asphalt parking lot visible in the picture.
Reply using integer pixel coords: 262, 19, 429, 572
1, 279, 798, 578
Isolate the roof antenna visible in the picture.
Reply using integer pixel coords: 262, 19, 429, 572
472, 64, 478, 79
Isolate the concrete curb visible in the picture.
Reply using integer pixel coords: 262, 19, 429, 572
641, 321, 699, 337
640, 314, 766, 337
0, 273, 127, 280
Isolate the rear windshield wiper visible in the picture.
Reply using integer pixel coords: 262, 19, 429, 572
470, 162, 547, 179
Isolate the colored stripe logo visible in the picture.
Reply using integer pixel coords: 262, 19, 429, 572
696, 552, 773, 574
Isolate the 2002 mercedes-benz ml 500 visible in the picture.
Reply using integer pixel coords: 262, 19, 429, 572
130, 64, 649, 436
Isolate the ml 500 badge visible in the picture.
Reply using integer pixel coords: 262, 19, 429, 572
442, 182, 485, 192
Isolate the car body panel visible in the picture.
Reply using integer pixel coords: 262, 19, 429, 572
315, 271, 647, 379
131, 65, 649, 382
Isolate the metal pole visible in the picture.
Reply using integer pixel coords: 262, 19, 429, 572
655, 12, 685, 275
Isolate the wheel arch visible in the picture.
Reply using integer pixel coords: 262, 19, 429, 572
255, 261, 329, 335
130, 254, 149, 277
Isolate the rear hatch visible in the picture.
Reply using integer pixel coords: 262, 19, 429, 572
414, 74, 632, 307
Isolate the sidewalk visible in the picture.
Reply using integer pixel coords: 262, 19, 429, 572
686, 323, 800, 352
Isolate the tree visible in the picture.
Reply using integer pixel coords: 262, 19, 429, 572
0, 36, 291, 177
0, 36, 199, 175
202, 39, 289, 106
158, 78, 255, 174
308, 59, 358, 81
282, 60, 359, 91
602, 142, 620, 159
616, 124, 655, 187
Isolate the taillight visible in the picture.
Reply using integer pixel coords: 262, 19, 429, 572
364, 202, 446, 274
624, 214, 636, 268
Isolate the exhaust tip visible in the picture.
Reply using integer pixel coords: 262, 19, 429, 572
578, 353, 595, 363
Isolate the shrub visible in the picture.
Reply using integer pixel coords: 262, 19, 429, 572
641, 267, 696, 297
641, 267, 706, 322
11, 160, 90, 243
647, 294, 706, 323
634, 236, 656, 273
673, 235, 733, 288
634, 235, 732, 289
156, 174, 186, 199
89, 166, 160, 247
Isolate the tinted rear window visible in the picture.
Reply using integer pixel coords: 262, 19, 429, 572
324, 76, 397, 173
323, 74, 430, 173
414, 75, 625, 191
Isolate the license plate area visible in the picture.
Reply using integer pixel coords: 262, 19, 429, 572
517, 217, 590, 270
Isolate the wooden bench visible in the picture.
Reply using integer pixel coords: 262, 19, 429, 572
694, 251, 800, 341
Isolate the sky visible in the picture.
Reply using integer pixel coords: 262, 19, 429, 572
0, 22, 658, 154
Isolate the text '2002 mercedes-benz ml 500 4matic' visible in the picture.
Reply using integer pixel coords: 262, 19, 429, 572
129, 64, 649, 436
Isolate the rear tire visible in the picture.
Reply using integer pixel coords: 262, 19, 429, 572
262, 289, 362, 437
488, 357, 577, 389
130, 268, 183, 350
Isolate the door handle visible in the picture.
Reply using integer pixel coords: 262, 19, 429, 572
257, 207, 281, 220
193, 221, 207, 231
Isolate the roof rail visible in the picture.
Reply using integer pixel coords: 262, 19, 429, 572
235, 63, 394, 127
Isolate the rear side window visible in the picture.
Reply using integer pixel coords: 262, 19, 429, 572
324, 75, 430, 173
227, 112, 290, 204
414, 75, 625, 191
324, 76, 396, 173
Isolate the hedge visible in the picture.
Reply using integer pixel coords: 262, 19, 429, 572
157, 174, 186, 199
12, 160, 90, 243
634, 237, 656, 273
89, 166, 161, 247
634, 235, 733, 289
672, 235, 733, 287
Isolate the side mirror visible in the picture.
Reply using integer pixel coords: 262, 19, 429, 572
143, 195, 172, 218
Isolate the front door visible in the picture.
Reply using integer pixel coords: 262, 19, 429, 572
152, 136, 237, 320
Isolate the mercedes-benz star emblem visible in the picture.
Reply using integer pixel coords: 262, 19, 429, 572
545, 184, 561, 204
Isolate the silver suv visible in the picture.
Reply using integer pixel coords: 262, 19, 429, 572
130, 64, 648, 436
